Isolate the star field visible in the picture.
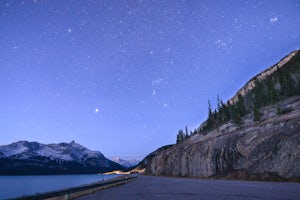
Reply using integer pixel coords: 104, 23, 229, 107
0, 0, 299, 159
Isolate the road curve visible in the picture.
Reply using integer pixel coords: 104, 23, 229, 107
76, 175, 300, 200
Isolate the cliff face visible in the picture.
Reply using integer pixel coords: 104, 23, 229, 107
144, 50, 300, 181
134, 145, 173, 172
146, 96, 300, 180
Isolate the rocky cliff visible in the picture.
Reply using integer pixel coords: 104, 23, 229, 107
146, 96, 300, 181
133, 145, 173, 172
142, 51, 300, 181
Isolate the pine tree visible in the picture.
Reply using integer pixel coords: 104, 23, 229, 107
216, 95, 224, 125
206, 100, 214, 130
266, 78, 279, 104
217, 95, 221, 112
222, 101, 230, 122
176, 129, 185, 143
296, 76, 300, 95
278, 69, 296, 97
253, 80, 265, 108
230, 105, 242, 126
253, 106, 261, 122
236, 94, 246, 116
185, 126, 189, 138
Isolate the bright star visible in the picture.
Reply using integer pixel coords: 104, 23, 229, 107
95, 108, 99, 113
270, 17, 278, 23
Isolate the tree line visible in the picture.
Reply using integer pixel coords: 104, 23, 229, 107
176, 61, 300, 143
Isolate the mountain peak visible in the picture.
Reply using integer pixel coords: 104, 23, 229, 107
111, 157, 140, 168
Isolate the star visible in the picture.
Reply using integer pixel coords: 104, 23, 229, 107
270, 17, 278, 23
152, 90, 156, 96
95, 108, 99, 113
215, 39, 227, 48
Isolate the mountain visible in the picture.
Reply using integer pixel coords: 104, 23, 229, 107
136, 50, 300, 181
0, 141, 124, 175
111, 157, 140, 168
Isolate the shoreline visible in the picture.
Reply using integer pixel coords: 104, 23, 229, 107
14, 174, 137, 200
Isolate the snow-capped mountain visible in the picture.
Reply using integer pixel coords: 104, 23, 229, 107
0, 141, 123, 175
111, 157, 140, 168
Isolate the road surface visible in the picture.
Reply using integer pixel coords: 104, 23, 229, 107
77, 175, 300, 200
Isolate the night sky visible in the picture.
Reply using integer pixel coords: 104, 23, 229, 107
1, 0, 299, 159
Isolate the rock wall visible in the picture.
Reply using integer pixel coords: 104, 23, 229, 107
146, 96, 300, 181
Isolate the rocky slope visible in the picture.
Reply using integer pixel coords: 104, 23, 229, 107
145, 96, 300, 181
0, 141, 123, 175
141, 51, 300, 181
133, 145, 173, 173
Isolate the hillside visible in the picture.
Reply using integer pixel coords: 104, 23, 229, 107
229, 50, 300, 104
137, 50, 300, 181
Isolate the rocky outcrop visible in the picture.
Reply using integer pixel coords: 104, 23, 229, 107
133, 145, 173, 173
145, 94, 300, 181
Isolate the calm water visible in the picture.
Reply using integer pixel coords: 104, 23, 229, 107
0, 174, 120, 199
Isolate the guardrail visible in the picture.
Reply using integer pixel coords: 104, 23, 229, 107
14, 174, 138, 200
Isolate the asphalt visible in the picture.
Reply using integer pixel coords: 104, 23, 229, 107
76, 175, 300, 200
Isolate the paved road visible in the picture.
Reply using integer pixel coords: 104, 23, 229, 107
77, 175, 300, 200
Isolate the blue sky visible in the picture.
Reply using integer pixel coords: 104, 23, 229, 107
0, 0, 299, 159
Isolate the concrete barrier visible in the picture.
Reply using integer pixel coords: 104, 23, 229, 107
15, 174, 138, 200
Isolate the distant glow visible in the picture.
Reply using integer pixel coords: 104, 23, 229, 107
95, 108, 99, 113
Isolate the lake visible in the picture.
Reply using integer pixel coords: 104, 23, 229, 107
0, 174, 120, 199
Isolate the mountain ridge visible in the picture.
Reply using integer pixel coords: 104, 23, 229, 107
0, 140, 123, 175
229, 50, 299, 104
110, 157, 140, 168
